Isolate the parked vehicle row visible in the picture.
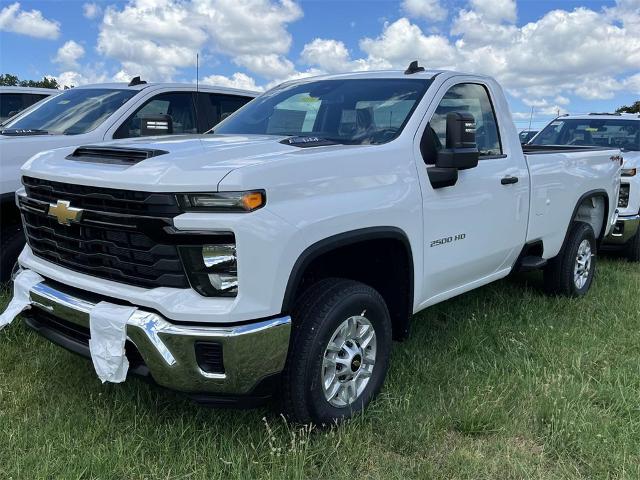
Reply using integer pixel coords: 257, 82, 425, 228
528, 113, 639, 261
1, 64, 623, 425
0, 79, 257, 281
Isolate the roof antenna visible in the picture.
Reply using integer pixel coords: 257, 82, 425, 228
404, 60, 425, 75
195, 52, 200, 133
128, 76, 146, 87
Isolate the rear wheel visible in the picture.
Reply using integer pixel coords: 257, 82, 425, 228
544, 222, 596, 297
280, 278, 392, 425
0, 224, 25, 283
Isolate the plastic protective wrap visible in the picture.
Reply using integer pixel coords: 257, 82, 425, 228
89, 301, 138, 383
0, 269, 44, 329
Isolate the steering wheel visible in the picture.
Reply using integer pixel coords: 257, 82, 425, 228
369, 127, 399, 144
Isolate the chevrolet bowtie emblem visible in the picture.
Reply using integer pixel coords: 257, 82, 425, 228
47, 200, 83, 225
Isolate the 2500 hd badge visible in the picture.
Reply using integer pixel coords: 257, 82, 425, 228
430, 233, 467, 247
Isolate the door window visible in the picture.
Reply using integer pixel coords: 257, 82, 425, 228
114, 92, 197, 138
206, 93, 252, 125
0, 93, 24, 120
423, 83, 502, 163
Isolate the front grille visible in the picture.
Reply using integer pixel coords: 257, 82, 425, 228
23, 176, 181, 216
20, 177, 190, 289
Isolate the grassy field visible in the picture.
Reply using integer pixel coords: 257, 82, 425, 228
1, 256, 639, 479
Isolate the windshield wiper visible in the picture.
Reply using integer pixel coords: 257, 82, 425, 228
0, 128, 49, 136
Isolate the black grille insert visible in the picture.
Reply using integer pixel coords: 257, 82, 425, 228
20, 176, 190, 289
23, 176, 180, 216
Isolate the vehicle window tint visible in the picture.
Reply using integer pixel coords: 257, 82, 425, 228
115, 92, 197, 138
0, 93, 24, 120
207, 94, 252, 125
425, 83, 502, 162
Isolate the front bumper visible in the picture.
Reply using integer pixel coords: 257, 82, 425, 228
23, 279, 291, 399
604, 213, 640, 245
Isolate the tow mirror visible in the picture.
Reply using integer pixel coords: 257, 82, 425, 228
428, 112, 479, 189
437, 112, 479, 170
140, 114, 173, 136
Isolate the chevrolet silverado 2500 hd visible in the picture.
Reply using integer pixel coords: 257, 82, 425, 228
0, 79, 257, 281
4, 66, 622, 424
530, 113, 640, 261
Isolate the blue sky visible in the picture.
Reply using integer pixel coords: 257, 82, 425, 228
1, 0, 638, 129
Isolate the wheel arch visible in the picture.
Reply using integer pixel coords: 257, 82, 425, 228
282, 227, 415, 340
565, 189, 610, 247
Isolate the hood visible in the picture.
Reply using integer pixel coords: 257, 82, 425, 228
21, 134, 358, 192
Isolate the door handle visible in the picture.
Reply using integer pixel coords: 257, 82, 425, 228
501, 176, 519, 185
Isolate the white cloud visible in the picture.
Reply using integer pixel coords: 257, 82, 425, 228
300, 39, 355, 73
299, 0, 640, 105
83, 2, 102, 20
95, 0, 302, 81
0, 2, 60, 39
54, 40, 85, 69
401, 0, 447, 22
359, 18, 456, 69
468, 0, 516, 23
202, 72, 262, 91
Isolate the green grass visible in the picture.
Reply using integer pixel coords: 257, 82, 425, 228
1, 257, 639, 479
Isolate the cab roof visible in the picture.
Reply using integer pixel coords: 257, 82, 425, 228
0, 86, 59, 95
71, 82, 258, 97
558, 113, 640, 121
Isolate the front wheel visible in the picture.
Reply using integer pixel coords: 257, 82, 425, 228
280, 278, 392, 425
544, 222, 596, 297
624, 227, 640, 262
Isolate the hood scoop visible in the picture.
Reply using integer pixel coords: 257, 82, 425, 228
67, 145, 169, 165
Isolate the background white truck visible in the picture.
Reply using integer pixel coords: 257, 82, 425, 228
0, 78, 257, 281
529, 113, 639, 261
0, 86, 57, 123
7, 65, 621, 424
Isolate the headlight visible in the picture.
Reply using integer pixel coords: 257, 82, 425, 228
621, 168, 637, 177
618, 184, 630, 208
179, 237, 238, 297
178, 191, 265, 212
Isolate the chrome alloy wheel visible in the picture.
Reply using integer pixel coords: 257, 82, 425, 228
321, 313, 377, 407
574, 239, 593, 289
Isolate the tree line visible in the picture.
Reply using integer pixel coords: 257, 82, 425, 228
0, 74, 59, 89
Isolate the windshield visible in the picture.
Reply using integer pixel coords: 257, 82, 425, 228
214, 78, 431, 145
3, 88, 137, 135
530, 118, 640, 151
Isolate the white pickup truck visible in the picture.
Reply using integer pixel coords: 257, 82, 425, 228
529, 113, 639, 261
0, 79, 257, 281
4, 65, 622, 425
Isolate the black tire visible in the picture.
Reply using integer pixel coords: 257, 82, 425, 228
624, 228, 640, 262
0, 224, 25, 283
280, 278, 392, 425
543, 222, 596, 297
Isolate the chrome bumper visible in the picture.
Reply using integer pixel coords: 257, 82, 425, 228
605, 214, 640, 245
26, 281, 291, 395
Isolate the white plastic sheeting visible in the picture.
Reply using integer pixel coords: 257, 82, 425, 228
0, 269, 43, 330
89, 301, 138, 383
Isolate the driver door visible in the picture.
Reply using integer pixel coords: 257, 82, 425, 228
416, 80, 529, 306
